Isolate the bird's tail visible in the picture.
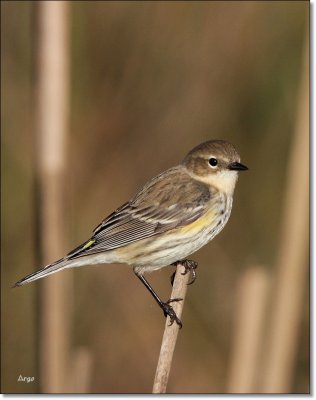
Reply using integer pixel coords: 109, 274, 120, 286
13, 257, 70, 287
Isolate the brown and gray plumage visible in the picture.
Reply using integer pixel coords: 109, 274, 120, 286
14, 140, 247, 325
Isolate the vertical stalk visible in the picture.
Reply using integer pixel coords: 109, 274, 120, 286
261, 34, 309, 393
227, 267, 270, 393
34, 1, 71, 393
152, 263, 190, 393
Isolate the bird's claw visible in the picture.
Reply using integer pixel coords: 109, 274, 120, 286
161, 298, 183, 328
181, 259, 198, 285
171, 259, 198, 285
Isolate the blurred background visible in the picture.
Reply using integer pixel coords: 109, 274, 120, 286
2, 0, 309, 394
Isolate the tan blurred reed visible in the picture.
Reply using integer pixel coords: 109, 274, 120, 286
35, 0, 72, 392
261, 32, 309, 393
227, 266, 270, 393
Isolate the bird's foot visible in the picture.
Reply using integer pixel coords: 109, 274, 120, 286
161, 298, 183, 328
170, 259, 198, 285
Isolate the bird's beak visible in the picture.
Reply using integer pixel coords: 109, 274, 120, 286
228, 161, 248, 171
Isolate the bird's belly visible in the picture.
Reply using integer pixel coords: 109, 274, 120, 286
122, 200, 232, 272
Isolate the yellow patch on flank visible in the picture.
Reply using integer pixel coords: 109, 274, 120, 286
83, 239, 96, 249
179, 208, 216, 234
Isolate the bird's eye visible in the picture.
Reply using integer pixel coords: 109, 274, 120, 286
208, 158, 218, 168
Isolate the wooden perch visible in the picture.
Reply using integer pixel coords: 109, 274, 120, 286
152, 262, 191, 394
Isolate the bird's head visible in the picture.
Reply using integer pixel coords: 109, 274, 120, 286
182, 139, 248, 195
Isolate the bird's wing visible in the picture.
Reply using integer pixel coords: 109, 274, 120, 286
67, 166, 213, 259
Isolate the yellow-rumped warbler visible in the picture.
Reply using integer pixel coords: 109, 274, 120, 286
15, 139, 247, 326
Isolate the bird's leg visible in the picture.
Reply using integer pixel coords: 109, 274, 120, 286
134, 271, 183, 328
170, 259, 198, 286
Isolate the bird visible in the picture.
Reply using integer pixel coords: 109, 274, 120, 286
14, 139, 248, 327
